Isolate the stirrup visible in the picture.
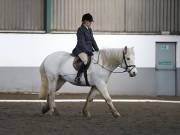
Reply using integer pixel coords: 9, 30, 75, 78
75, 76, 81, 84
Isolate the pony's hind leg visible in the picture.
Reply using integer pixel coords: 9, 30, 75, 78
45, 77, 65, 115
42, 95, 50, 114
53, 77, 65, 115
56, 76, 65, 91
42, 78, 57, 115
82, 86, 99, 118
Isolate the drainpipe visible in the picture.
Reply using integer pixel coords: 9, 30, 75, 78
44, 0, 51, 33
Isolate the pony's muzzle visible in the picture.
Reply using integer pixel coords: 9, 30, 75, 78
129, 68, 137, 77
129, 71, 136, 77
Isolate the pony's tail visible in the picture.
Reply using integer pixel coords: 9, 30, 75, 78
39, 62, 48, 99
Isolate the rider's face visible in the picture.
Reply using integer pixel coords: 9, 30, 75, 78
84, 21, 92, 28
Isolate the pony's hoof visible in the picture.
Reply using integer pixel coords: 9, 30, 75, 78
45, 110, 54, 116
113, 112, 121, 118
54, 108, 60, 116
45, 109, 60, 116
42, 105, 50, 114
82, 110, 91, 119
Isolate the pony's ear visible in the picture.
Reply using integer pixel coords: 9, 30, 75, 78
124, 46, 128, 54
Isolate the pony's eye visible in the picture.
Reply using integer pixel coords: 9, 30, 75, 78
127, 58, 130, 60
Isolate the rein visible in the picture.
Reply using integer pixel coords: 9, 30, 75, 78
93, 51, 136, 73
62, 50, 136, 77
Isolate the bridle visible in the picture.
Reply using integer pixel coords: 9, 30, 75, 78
121, 51, 136, 73
93, 50, 136, 74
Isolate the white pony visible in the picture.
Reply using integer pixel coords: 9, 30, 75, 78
39, 46, 137, 118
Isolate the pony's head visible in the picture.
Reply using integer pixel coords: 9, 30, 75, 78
121, 46, 137, 77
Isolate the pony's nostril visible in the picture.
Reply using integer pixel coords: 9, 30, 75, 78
130, 72, 136, 77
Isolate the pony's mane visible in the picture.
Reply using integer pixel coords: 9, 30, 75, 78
100, 48, 124, 66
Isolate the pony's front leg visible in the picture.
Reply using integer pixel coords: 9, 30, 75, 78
83, 86, 99, 118
95, 80, 121, 118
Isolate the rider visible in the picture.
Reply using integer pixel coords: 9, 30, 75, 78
72, 13, 99, 84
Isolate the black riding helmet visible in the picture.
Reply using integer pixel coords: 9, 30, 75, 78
82, 13, 94, 22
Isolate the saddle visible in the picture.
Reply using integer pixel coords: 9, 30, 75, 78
72, 55, 91, 86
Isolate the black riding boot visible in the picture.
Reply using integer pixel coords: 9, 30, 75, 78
75, 62, 86, 84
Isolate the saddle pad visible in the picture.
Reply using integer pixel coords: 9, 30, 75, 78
73, 56, 82, 71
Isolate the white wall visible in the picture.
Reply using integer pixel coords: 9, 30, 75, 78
0, 34, 179, 95
0, 34, 179, 67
